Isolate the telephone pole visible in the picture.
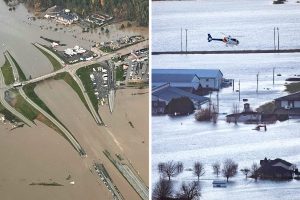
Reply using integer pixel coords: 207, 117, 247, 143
185, 29, 188, 52
256, 73, 259, 93
273, 27, 276, 50
277, 27, 280, 51
238, 80, 241, 101
181, 28, 183, 52
273, 67, 275, 85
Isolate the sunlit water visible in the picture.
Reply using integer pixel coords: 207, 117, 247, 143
152, 0, 300, 199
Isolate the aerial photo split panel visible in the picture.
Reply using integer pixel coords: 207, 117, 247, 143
0, 0, 148, 200
152, 0, 300, 200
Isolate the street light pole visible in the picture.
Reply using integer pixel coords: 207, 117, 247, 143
274, 27, 276, 50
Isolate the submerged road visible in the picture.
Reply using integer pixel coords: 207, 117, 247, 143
19, 87, 85, 156
152, 49, 300, 55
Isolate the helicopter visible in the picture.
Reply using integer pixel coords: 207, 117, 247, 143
207, 33, 239, 46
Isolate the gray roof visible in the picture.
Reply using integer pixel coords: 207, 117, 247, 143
275, 91, 300, 101
152, 73, 198, 83
153, 69, 223, 78
152, 84, 209, 104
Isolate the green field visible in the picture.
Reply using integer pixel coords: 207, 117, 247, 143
34, 44, 62, 71
116, 66, 125, 81
76, 64, 100, 112
0, 102, 21, 122
1, 55, 14, 85
7, 52, 27, 81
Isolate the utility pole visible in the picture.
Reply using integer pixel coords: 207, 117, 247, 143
256, 73, 259, 93
238, 80, 241, 102
277, 27, 280, 51
217, 91, 219, 113
232, 79, 235, 91
181, 27, 183, 52
274, 27, 276, 50
273, 67, 275, 85
185, 29, 188, 52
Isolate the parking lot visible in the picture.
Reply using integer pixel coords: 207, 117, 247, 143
125, 50, 149, 82
90, 62, 114, 105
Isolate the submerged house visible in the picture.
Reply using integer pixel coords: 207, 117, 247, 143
258, 158, 296, 179
226, 103, 261, 123
274, 91, 300, 116
152, 69, 223, 91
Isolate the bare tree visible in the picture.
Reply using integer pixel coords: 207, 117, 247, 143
212, 161, 221, 177
153, 178, 173, 200
194, 162, 205, 181
176, 181, 201, 200
232, 103, 240, 124
251, 163, 260, 181
240, 167, 250, 179
158, 161, 184, 181
222, 159, 238, 182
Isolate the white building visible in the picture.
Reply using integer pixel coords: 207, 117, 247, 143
152, 69, 223, 90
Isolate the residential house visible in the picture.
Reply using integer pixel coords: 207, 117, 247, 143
274, 91, 300, 116
226, 103, 261, 123
258, 158, 296, 179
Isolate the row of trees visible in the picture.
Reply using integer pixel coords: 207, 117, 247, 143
157, 159, 239, 182
154, 159, 261, 199
16, 0, 148, 26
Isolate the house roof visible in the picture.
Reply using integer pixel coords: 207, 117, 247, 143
153, 68, 223, 78
152, 73, 199, 83
152, 83, 209, 104
260, 158, 293, 168
275, 91, 300, 101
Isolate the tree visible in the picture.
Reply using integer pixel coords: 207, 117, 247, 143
158, 161, 184, 181
222, 159, 238, 182
176, 181, 201, 200
193, 162, 205, 181
240, 167, 250, 179
251, 163, 259, 181
231, 103, 240, 124
152, 179, 173, 200
212, 161, 221, 177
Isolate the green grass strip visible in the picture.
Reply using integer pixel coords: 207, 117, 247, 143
33, 44, 62, 71
76, 64, 99, 112
7, 52, 27, 81
1, 55, 14, 85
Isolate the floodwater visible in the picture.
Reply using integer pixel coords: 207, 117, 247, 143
152, 0, 300, 199
152, 0, 300, 51
0, 1, 147, 78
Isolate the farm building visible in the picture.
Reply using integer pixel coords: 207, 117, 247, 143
152, 68, 223, 90
152, 83, 209, 110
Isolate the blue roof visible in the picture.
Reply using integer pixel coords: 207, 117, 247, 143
152, 73, 198, 83
153, 69, 223, 78
152, 84, 209, 104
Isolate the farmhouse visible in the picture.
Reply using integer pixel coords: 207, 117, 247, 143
226, 103, 261, 123
258, 158, 296, 179
274, 91, 300, 116
152, 69, 223, 91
